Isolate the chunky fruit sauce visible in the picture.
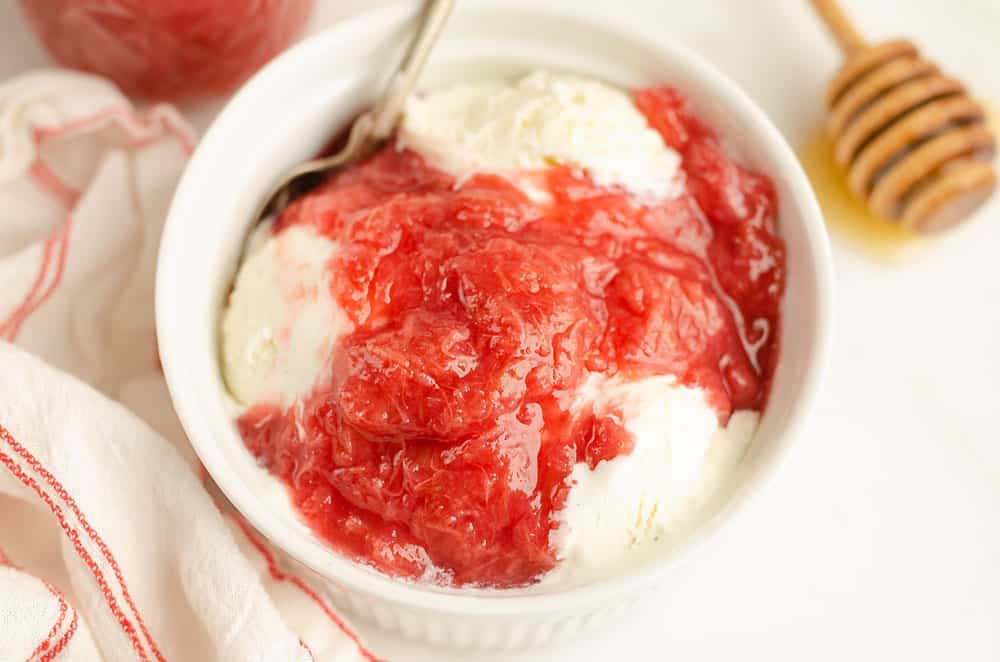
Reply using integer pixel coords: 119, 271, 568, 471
237, 86, 785, 587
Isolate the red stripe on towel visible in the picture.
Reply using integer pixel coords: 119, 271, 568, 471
0, 547, 74, 662
0, 425, 160, 661
26, 579, 70, 662
0, 217, 73, 342
33, 104, 196, 156
28, 160, 80, 208
39, 608, 78, 662
230, 515, 384, 662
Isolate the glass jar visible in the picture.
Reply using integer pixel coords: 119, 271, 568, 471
20, 0, 315, 100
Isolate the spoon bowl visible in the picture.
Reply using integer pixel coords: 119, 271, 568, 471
251, 0, 455, 224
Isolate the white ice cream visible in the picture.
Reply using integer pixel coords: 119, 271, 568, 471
221, 222, 350, 407
552, 375, 756, 575
399, 70, 682, 202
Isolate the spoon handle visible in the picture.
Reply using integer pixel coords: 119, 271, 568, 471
371, 0, 457, 139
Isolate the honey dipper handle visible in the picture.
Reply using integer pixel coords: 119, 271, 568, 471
809, 0, 867, 55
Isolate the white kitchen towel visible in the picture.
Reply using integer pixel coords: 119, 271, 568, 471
0, 70, 381, 662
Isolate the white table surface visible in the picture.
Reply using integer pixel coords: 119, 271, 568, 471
4, 1, 1000, 660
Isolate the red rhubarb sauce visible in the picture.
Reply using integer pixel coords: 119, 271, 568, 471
237, 86, 785, 587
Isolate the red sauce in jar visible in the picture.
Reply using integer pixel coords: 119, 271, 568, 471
20, 0, 314, 100
237, 86, 785, 587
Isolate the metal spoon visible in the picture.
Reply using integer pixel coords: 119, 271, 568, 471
252, 0, 456, 223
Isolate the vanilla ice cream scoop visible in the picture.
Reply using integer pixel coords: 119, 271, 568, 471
553, 375, 756, 574
399, 70, 683, 201
222, 223, 350, 407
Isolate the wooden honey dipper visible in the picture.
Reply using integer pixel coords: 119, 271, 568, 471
810, 0, 996, 232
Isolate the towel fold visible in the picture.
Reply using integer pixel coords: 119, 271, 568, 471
0, 70, 378, 662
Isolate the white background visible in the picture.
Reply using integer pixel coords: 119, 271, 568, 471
3, 1, 999, 660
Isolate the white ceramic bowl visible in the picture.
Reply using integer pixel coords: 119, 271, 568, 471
156, 0, 834, 649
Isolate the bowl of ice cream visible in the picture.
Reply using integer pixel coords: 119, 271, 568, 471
156, 0, 833, 648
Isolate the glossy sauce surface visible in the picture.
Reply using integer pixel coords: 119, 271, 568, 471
237, 86, 785, 587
